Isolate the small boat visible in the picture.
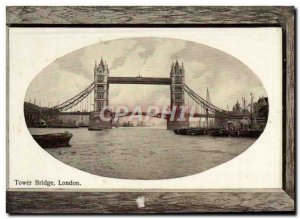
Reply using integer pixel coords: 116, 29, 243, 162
32, 132, 73, 148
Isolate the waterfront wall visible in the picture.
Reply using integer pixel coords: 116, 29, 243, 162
56, 114, 89, 126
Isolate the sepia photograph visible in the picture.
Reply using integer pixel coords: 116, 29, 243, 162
6, 6, 295, 214
24, 37, 269, 180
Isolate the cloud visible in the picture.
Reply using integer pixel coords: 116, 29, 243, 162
110, 56, 126, 70
26, 62, 91, 106
136, 38, 160, 62
25, 37, 267, 111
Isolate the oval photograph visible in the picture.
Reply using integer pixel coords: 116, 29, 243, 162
24, 37, 269, 180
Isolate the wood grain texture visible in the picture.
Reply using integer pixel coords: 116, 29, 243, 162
6, 6, 295, 213
6, 190, 294, 213
283, 11, 295, 200
6, 6, 294, 25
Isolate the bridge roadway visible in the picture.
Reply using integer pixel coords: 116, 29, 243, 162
107, 77, 171, 85
45, 111, 243, 119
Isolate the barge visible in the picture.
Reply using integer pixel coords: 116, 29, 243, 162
174, 128, 262, 138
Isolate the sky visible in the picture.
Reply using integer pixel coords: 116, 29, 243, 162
25, 37, 267, 111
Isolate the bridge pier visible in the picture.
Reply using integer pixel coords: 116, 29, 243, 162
167, 113, 189, 130
88, 111, 112, 130
214, 111, 227, 128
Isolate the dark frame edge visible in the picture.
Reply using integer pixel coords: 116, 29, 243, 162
287, 11, 295, 200
5, 6, 296, 214
5, 6, 296, 25
281, 8, 295, 201
6, 189, 294, 214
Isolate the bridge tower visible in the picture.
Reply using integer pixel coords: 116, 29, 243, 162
168, 60, 189, 130
89, 58, 112, 130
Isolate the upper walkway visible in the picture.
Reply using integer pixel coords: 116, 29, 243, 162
108, 77, 171, 85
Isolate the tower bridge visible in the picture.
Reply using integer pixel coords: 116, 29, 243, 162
26, 58, 246, 130
108, 77, 171, 85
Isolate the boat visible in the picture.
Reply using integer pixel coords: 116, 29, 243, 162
32, 132, 73, 148
174, 128, 206, 135
186, 128, 206, 135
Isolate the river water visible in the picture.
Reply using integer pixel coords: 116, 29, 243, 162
29, 127, 256, 180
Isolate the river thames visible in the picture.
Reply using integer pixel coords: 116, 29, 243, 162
29, 127, 256, 180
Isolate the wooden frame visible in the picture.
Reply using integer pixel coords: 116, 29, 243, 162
6, 6, 295, 213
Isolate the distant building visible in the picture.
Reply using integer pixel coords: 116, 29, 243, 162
24, 102, 42, 127
253, 97, 269, 129
253, 97, 268, 116
24, 102, 54, 127
230, 100, 250, 116
226, 96, 268, 130
232, 100, 241, 114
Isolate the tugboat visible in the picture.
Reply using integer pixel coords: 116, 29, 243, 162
32, 132, 73, 148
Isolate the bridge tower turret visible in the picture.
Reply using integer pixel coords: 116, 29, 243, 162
89, 58, 112, 130
94, 58, 109, 111
168, 60, 189, 130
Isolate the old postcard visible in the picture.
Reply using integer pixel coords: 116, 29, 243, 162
5, 4, 297, 213
8, 27, 282, 188
8, 27, 282, 199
